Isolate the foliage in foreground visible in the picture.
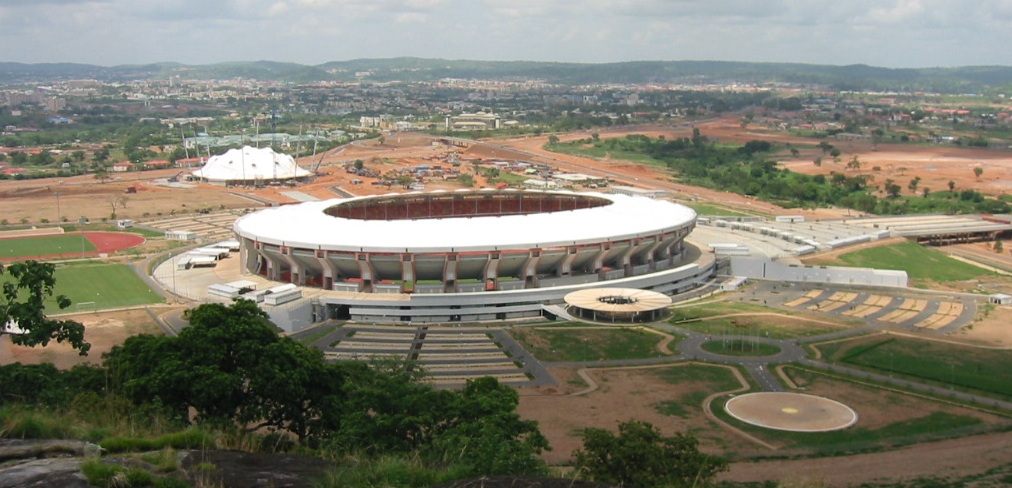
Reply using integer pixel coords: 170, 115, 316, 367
0, 260, 90, 354
575, 420, 727, 488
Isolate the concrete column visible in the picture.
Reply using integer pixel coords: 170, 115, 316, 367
483, 252, 499, 283
521, 250, 541, 288
260, 249, 281, 281
591, 243, 610, 274
240, 239, 257, 274
443, 254, 458, 293
642, 239, 664, 271
355, 253, 375, 293
400, 253, 415, 291
618, 241, 637, 277
282, 246, 304, 285
557, 247, 577, 276
316, 250, 337, 290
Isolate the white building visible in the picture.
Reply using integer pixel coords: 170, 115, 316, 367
191, 146, 312, 184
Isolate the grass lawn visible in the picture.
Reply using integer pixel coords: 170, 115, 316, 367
1, 262, 162, 312
684, 202, 754, 217
652, 364, 745, 419
545, 142, 668, 167
670, 301, 778, 321
701, 339, 781, 357
815, 335, 1012, 401
670, 302, 845, 339
510, 327, 668, 361
651, 363, 744, 391
0, 234, 95, 259
814, 241, 992, 282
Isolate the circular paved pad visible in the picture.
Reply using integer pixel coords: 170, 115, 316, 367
725, 392, 858, 432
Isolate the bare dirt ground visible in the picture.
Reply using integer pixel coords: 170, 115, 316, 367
955, 306, 1012, 348
0, 308, 166, 368
0, 169, 252, 224
484, 124, 850, 219
517, 365, 758, 464
724, 431, 1012, 486
781, 145, 1012, 198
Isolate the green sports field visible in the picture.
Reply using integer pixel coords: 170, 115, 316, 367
2, 262, 162, 312
816, 335, 1012, 401
815, 241, 991, 282
0, 234, 96, 259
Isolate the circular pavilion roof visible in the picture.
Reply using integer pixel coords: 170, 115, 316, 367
564, 287, 672, 314
725, 392, 858, 432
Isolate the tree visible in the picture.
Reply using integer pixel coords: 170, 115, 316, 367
92, 147, 110, 164
948, 180, 956, 192
883, 178, 902, 198
908, 176, 921, 193
829, 147, 842, 158
353, 159, 364, 171
813, 157, 822, 167
790, 147, 800, 158
93, 163, 110, 184
396, 174, 414, 188
0, 261, 90, 355
974, 166, 984, 179
922, 187, 931, 198
846, 156, 861, 171
547, 134, 560, 145
574, 421, 726, 488
107, 300, 293, 425
425, 377, 549, 477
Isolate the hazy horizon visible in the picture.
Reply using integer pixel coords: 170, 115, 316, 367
3, 0, 1012, 69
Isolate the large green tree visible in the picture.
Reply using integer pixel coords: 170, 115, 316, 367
0, 261, 90, 356
574, 420, 726, 488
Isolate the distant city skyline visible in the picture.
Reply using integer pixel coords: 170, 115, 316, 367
3, 0, 1012, 68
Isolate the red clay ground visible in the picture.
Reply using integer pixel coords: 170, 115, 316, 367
0, 232, 145, 261
84, 231, 145, 254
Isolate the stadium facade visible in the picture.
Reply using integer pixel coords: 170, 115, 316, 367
234, 190, 714, 322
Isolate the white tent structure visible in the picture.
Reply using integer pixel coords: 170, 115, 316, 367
191, 146, 312, 184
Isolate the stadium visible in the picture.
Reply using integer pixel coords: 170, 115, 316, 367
233, 189, 715, 322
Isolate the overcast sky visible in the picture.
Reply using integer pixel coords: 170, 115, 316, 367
2, 0, 1011, 68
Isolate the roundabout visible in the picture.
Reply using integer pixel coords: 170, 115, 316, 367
725, 392, 858, 432
700, 339, 781, 357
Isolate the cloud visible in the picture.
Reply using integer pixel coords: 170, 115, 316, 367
0, 0, 1011, 67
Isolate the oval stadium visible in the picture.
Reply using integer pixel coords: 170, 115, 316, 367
233, 189, 714, 322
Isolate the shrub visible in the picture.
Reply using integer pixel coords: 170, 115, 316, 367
101, 428, 214, 453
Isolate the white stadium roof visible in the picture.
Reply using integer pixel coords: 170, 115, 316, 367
234, 191, 696, 253
191, 146, 312, 182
